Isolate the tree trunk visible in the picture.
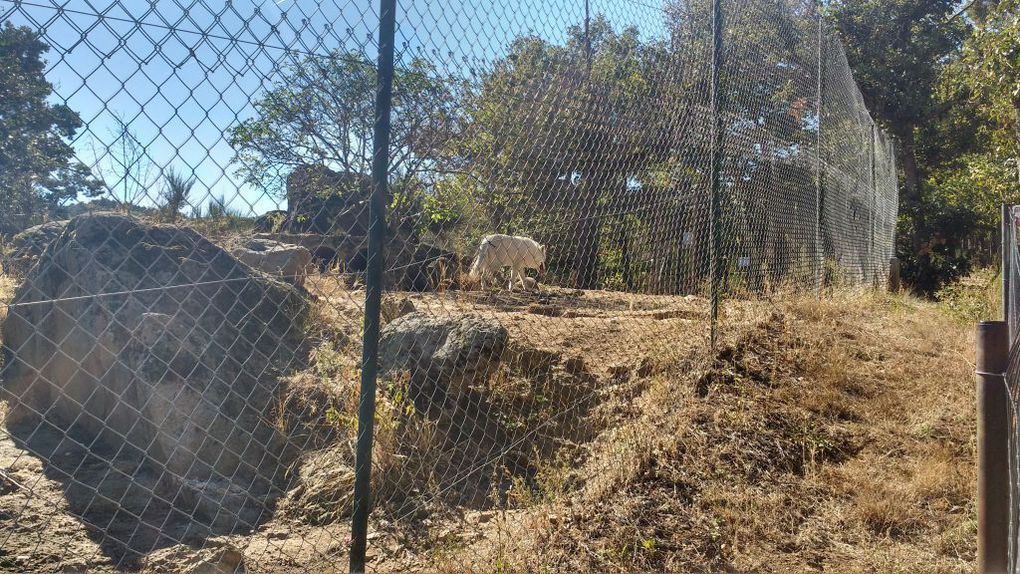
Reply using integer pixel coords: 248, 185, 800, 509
572, 177, 601, 290
619, 218, 633, 291
895, 124, 932, 289
896, 127, 921, 206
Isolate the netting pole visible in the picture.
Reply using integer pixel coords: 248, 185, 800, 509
869, 123, 877, 288
350, 0, 397, 570
814, 7, 826, 296
976, 320, 1010, 574
584, 0, 592, 74
709, 0, 724, 348
1003, 203, 1011, 322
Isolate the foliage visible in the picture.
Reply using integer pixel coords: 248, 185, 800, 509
441, 17, 680, 288
0, 22, 100, 234
205, 193, 244, 220
958, 0, 1020, 183
935, 266, 1000, 322
435, 9, 820, 290
825, 0, 964, 141
229, 50, 460, 198
159, 168, 195, 222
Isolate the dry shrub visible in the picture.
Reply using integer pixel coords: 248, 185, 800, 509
271, 336, 608, 528
437, 288, 975, 574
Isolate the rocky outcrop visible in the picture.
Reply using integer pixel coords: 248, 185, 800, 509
232, 238, 312, 287
1, 220, 68, 275
399, 243, 465, 292
0, 214, 310, 534
378, 313, 508, 400
253, 210, 288, 233
284, 165, 372, 235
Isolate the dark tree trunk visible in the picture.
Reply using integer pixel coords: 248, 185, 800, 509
896, 127, 921, 206
619, 218, 633, 291
895, 126, 924, 254
572, 177, 601, 290
895, 124, 936, 290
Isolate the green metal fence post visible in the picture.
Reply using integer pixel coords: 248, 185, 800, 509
709, 0, 724, 348
815, 10, 826, 295
869, 123, 877, 288
1003, 203, 1012, 323
350, 0, 397, 571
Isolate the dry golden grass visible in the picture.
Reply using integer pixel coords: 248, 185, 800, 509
0, 261, 980, 573
431, 289, 976, 573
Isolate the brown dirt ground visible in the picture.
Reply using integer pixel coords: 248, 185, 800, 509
0, 269, 978, 573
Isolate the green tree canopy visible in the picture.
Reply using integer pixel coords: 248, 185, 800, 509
438, 17, 686, 288
0, 22, 100, 233
960, 0, 1020, 185
229, 50, 461, 198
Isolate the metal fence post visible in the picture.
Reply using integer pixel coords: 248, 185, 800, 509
350, 0, 398, 571
869, 123, 877, 288
709, 0, 724, 348
815, 9, 825, 295
976, 320, 1010, 574
1003, 203, 1011, 323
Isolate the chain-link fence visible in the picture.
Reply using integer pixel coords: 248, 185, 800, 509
0, 0, 896, 571
1003, 205, 1020, 573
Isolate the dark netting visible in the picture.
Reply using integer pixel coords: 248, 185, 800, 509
0, 0, 897, 571
1006, 205, 1020, 573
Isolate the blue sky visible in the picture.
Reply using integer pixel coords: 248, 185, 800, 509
3, 0, 670, 216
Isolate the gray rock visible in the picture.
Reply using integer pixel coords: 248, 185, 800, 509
380, 296, 416, 324
0, 213, 310, 533
284, 165, 371, 235
252, 210, 287, 233
378, 313, 508, 399
2, 220, 68, 275
232, 238, 313, 287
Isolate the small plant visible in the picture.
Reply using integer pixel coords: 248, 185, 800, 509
159, 167, 195, 222
206, 193, 239, 219
935, 267, 999, 322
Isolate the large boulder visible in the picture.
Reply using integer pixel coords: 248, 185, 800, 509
284, 165, 372, 235
252, 232, 364, 273
0, 214, 310, 534
0, 212, 32, 238
231, 238, 312, 287
378, 313, 508, 400
252, 210, 287, 233
395, 243, 466, 292
1, 220, 68, 275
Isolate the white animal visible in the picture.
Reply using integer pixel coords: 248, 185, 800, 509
468, 234, 546, 291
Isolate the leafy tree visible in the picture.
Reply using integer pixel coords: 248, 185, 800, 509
443, 17, 710, 289
825, 0, 968, 293
825, 0, 964, 198
960, 0, 1020, 186
229, 50, 460, 211
0, 22, 100, 234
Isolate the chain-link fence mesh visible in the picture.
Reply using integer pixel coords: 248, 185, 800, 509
0, 0, 896, 571
1005, 205, 1020, 573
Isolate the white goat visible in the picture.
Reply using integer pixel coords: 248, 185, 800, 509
468, 234, 546, 291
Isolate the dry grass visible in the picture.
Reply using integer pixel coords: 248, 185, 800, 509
429, 289, 976, 573
0, 262, 979, 572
